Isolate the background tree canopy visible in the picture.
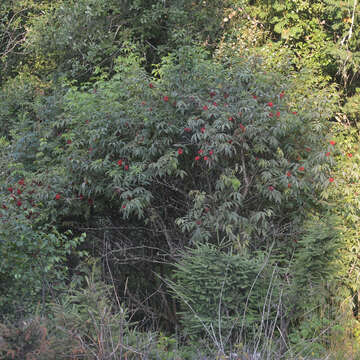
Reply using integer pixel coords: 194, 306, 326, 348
1, 1, 360, 359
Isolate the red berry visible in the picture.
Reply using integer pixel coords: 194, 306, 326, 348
201, 127, 206, 133
8, 187, 13, 193
184, 127, 191, 132
163, 96, 169, 102
267, 102, 273, 107
203, 105, 208, 111
55, 194, 61, 200
325, 152, 331, 156
195, 156, 200, 161
287, 171, 291, 177
17, 200, 22, 207
329, 177, 334, 183
299, 166, 305, 171
204, 156, 209, 161
178, 148, 183, 155
268, 186, 274, 191
124, 165, 129, 171
117, 159, 123, 166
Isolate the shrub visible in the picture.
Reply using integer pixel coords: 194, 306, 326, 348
1, 45, 336, 330
0, 200, 87, 320
0, 317, 52, 360
170, 244, 283, 349
45, 46, 333, 250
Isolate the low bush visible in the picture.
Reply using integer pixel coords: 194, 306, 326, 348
170, 244, 284, 353
0, 317, 52, 360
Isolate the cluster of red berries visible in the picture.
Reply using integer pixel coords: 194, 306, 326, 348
177, 147, 213, 162
194, 149, 213, 162
6, 179, 27, 208
1, 179, 41, 219
117, 159, 129, 171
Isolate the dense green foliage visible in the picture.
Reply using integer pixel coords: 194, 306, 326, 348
171, 244, 282, 341
1, 0, 360, 359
